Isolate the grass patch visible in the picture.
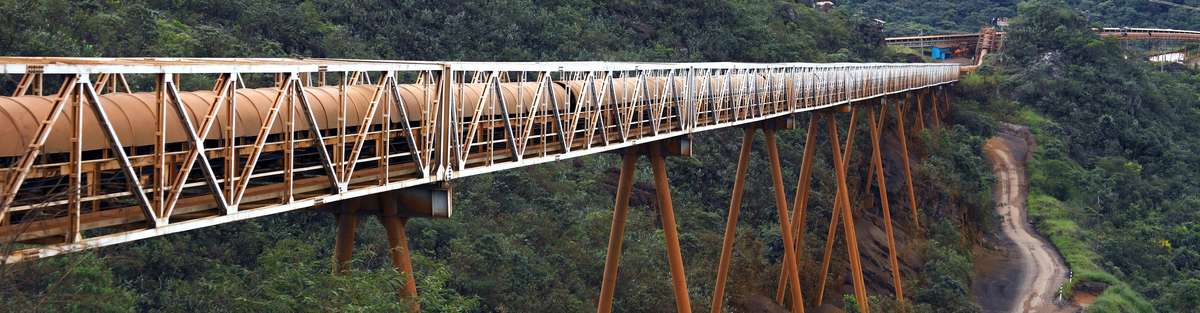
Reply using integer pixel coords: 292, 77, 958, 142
1022, 112, 1155, 312
1026, 193, 1153, 312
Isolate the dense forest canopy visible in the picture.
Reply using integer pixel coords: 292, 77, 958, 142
0, 0, 887, 62
840, 0, 1200, 35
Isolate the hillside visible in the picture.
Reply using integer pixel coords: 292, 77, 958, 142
955, 0, 1200, 311
839, 0, 1200, 35
0, 1, 992, 312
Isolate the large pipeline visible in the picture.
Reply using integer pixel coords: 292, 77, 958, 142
0, 75, 770, 157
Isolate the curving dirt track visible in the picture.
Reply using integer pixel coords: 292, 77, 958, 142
979, 128, 1077, 313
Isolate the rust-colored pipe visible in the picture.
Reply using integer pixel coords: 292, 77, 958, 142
764, 128, 806, 313
0, 82, 567, 158
710, 127, 756, 313
650, 146, 692, 313
596, 148, 639, 313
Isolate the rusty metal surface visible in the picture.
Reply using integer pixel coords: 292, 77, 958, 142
0, 82, 567, 156
0, 58, 959, 263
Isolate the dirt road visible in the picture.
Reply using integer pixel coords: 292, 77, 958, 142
980, 129, 1076, 313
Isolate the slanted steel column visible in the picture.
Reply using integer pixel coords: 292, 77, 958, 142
914, 92, 926, 132
650, 145, 693, 313
776, 115, 820, 306
894, 96, 921, 232
857, 99, 887, 202
598, 143, 694, 313
710, 127, 756, 313
868, 106, 905, 301
764, 127, 807, 313
825, 112, 870, 313
945, 86, 953, 114
930, 87, 941, 129
815, 106, 859, 306
597, 148, 640, 313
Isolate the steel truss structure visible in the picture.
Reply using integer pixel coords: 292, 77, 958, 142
0, 57, 957, 312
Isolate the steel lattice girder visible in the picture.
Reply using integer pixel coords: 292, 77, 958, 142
0, 57, 958, 263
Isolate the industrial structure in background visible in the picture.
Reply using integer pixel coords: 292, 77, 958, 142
883, 26, 1004, 66
886, 26, 1200, 70
0, 57, 958, 313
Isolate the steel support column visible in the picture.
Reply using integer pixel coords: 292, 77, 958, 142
596, 148, 639, 313
764, 127, 806, 313
710, 127, 756, 313
825, 112, 870, 313
333, 201, 360, 274
894, 97, 920, 232
815, 106, 859, 306
914, 92, 926, 132
650, 145, 693, 313
857, 99, 887, 202
868, 106, 905, 301
945, 87, 953, 114
776, 115, 820, 305
379, 200, 420, 312
931, 87, 942, 129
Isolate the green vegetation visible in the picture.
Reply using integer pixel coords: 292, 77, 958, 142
0, 1, 1013, 312
955, 0, 1200, 311
842, 0, 1200, 36
839, 0, 1019, 34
